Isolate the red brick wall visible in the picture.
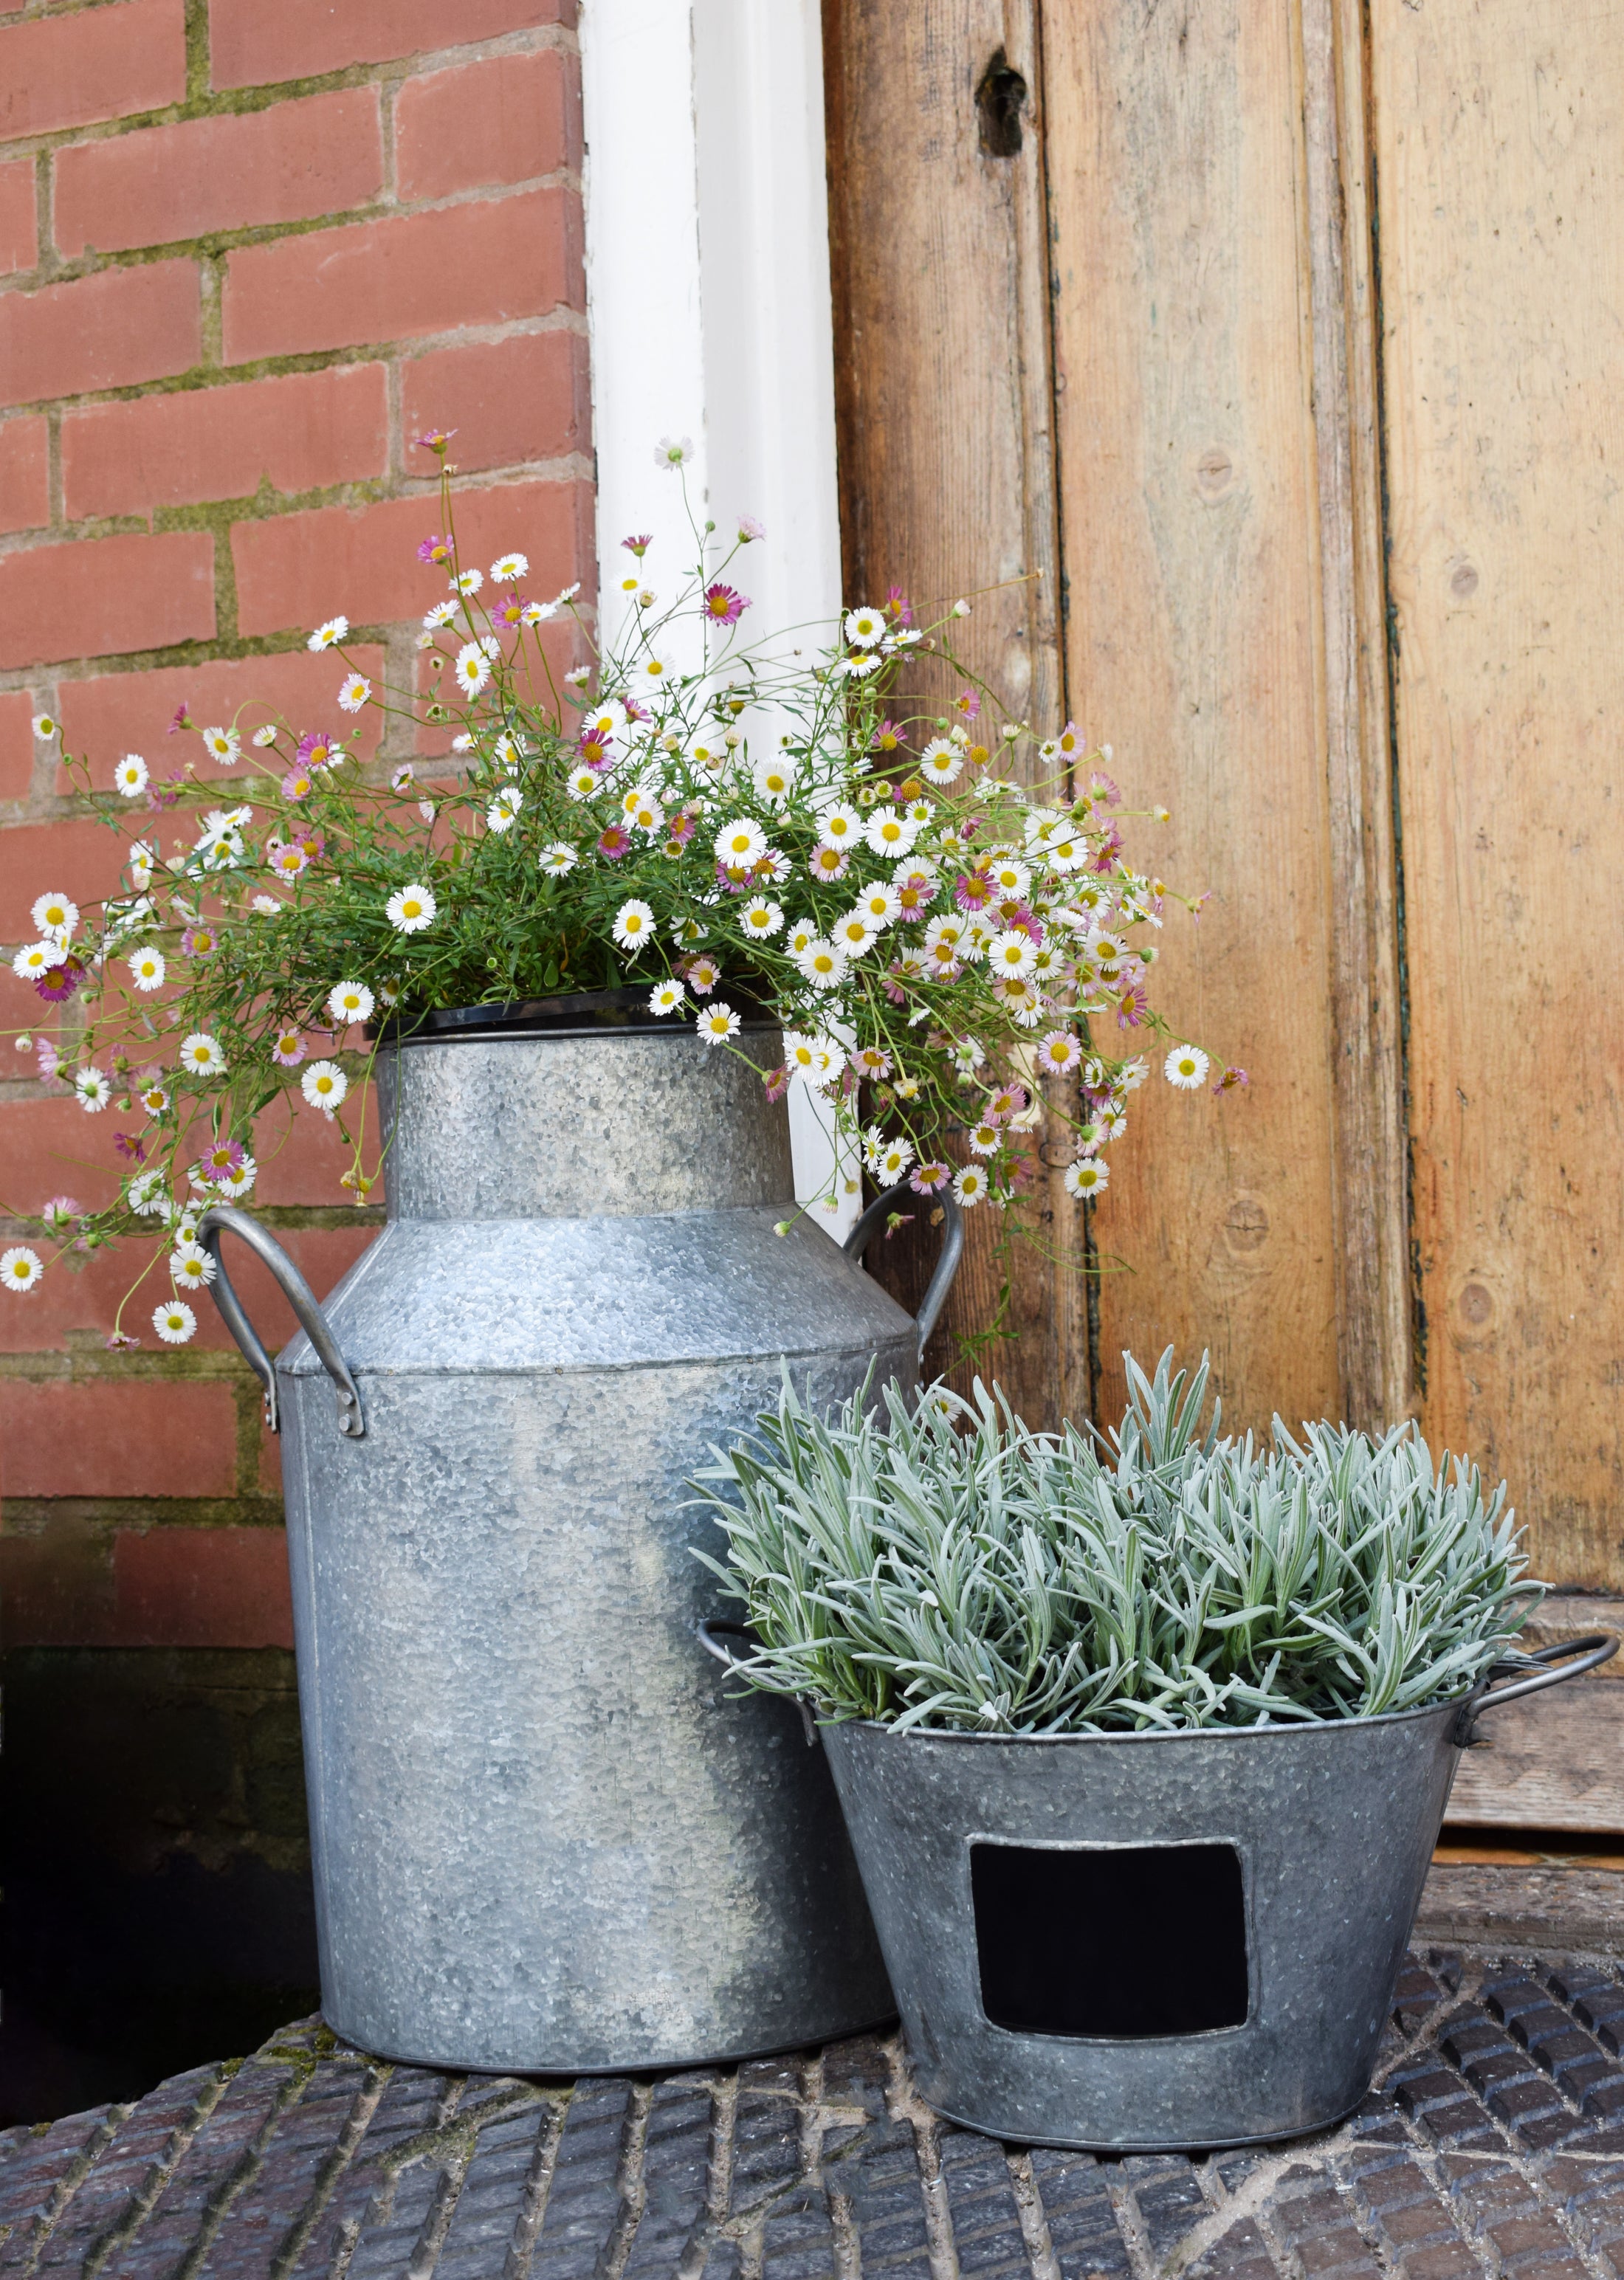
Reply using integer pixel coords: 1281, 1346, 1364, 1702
0, 0, 592, 1651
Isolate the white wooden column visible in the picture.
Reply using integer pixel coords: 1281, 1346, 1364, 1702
579, 0, 856, 1231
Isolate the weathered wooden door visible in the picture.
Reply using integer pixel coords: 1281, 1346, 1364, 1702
825, 0, 1624, 1809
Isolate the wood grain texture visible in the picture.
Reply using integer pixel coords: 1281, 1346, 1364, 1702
1446, 1686, 1624, 1832
823, 0, 1080, 1425
1371, 0, 1624, 1586
1042, 1, 1342, 1438
1303, 0, 1414, 1430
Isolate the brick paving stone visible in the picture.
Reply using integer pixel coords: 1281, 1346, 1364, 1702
26, 1945, 1624, 2274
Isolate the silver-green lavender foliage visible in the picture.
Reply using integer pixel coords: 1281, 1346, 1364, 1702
692, 1350, 1541, 1733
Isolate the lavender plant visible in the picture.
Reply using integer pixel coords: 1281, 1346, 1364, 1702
693, 1350, 1541, 1733
3, 435, 1236, 1349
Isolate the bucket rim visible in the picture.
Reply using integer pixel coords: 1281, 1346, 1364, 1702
811, 1685, 1476, 1747
371, 987, 778, 1045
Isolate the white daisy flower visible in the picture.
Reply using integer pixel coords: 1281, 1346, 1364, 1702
520, 598, 556, 624
32, 892, 78, 942
539, 842, 578, 875
1064, 1156, 1109, 1198
864, 807, 920, 858
923, 914, 968, 956
486, 783, 523, 833
752, 754, 797, 804
387, 884, 436, 933
453, 568, 484, 595
251, 723, 279, 748
853, 883, 902, 930
565, 765, 602, 802
994, 976, 1043, 1024
831, 912, 877, 959
1047, 835, 1089, 874
252, 895, 281, 915
698, 1001, 742, 1044
114, 754, 149, 797
843, 605, 885, 648
128, 841, 158, 888
988, 929, 1039, 979
794, 940, 847, 991
648, 979, 687, 1015
423, 600, 458, 629
1164, 1043, 1211, 1090
337, 673, 371, 714
490, 552, 529, 582
171, 1244, 217, 1292
988, 854, 1031, 898
918, 737, 963, 785
455, 642, 492, 698
11, 942, 52, 980
713, 816, 767, 869
579, 701, 628, 749
302, 1061, 348, 1114
1, 1246, 44, 1294
127, 947, 166, 993
127, 1171, 169, 1216
629, 650, 677, 696
31, 714, 58, 740
740, 898, 783, 938
875, 1137, 915, 1182
137, 1081, 170, 1115
967, 1120, 1002, 1157
785, 917, 819, 959
655, 434, 695, 470
327, 980, 375, 1026
75, 1066, 112, 1111
952, 1165, 988, 1206
307, 616, 348, 651
784, 1033, 838, 1085
814, 802, 861, 848
214, 1156, 257, 1200
613, 898, 655, 951
841, 654, 882, 680
179, 1033, 227, 1076
153, 1299, 197, 1344
202, 726, 239, 765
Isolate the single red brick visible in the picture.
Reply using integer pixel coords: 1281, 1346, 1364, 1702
0, 157, 35, 275
0, 0, 186, 139
0, 261, 200, 411
114, 1526, 294, 1647
63, 365, 388, 520
210, 0, 566, 90
54, 89, 384, 261
222, 189, 580, 365
0, 1379, 238, 1498
396, 48, 577, 201
402, 328, 589, 473
0, 689, 34, 798
233, 475, 591, 635
58, 644, 387, 790
0, 530, 214, 671
0, 816, 130, 942
0, 414, 47, 534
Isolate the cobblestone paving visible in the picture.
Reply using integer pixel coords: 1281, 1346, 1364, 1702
13, 1949, 1624, 2276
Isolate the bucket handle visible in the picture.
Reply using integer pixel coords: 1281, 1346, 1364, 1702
698, 1617, 819, 1746
196, 1203, 365, 1440
1452, 1630, 1617, 1746
843, 1181, 965, 1368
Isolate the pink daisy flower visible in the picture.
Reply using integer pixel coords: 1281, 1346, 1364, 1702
870, 719, 906, 757
703, 583, 750, 627
954, 869, 997, 913
952, 689, 981, 722
417, 534, 454, 565
200, 1138, 245, 1181
413, 429, 456, 453
267, 839, 310, 881
297, 730, 340, 771
282, 768, 315, 800
681, 955, 721, 996
622, 533, 653, 557
113, 1131, 146, 1163
168, 703, 192, 734
762, 1066, 789, 1103
596, 824, 632, 861
35, 954, 85, 1004
909, 1162, 951, 1195
182, 926, 217, 959
884, 585, 914, 627
271, 1028, 308, 1069
491, 590, 529, 630
1214, 1065, 1250, 1095
665, 808, 698, 847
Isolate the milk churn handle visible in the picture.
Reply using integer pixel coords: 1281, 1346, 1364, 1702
842, 1182, 965, 1369
697, 1618, 819, 1746
196, 1203, 365, 1440
1451, 1630, 1617, 1746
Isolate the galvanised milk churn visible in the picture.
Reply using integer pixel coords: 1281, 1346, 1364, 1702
199, 996, 960, 2073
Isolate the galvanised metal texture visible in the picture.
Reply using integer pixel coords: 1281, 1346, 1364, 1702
261, 1020, 930, 2074
819, 1704, 1470, 2152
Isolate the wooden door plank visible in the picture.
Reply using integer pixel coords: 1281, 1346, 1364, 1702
822, 0, 1081, 1425
1369, 0, 1624, 1587
1043, 1, 1343, 1436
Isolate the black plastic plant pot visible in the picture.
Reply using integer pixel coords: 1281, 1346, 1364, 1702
703, 1624, 1614, 2152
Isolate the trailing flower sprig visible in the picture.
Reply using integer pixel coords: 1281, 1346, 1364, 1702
2, 435, 1237, 1346
692, 1350, 1541, 1735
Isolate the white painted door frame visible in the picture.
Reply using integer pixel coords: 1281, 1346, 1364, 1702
579, 0, 856, 1231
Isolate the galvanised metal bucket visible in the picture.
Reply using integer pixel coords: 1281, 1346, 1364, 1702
198, 997, 960, 2074
743, 1638, 1611, 2152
